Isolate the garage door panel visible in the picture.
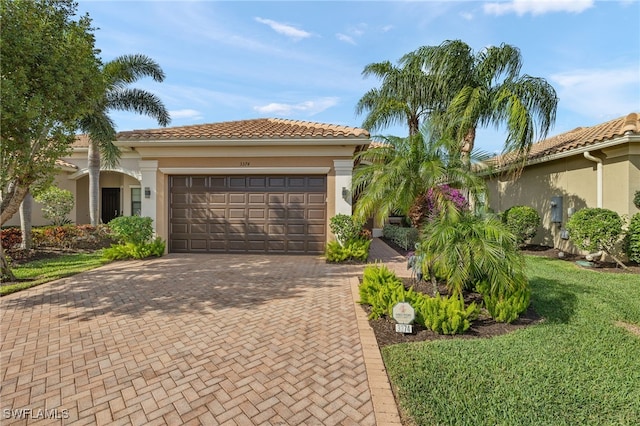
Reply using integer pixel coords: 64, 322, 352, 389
171, 223, 188, 234
288, 209, 305, 219
249, 194, 266, 204
268, 177, 285, 188
209, 193, 225, 204
308, 193, 325, 204
191, 177, 208, 188
248, 209, 266, 219
288, 193, 305, 204
248, 177, 266, 188
229, 177, 246, 188
191, 208, 208, 219
190, 239, 208, 251
308, 209, 326, 220
172, 208, 188, 219
268, 208, 286, 219
170, 175, 326, 254
269, 193, 285, 204
308, 224, 325, 235
229, 209, 246, 219
191, 223, 207, 234
308, 177, 326, 189
209, 208, 226, 219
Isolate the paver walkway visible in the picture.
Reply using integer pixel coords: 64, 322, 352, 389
1, 241, 404, 425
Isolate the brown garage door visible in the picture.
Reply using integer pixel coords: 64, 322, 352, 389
169, 175, 327, 254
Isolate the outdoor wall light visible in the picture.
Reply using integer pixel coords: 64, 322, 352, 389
144, 187, 151, 198
342, 187, 350, 200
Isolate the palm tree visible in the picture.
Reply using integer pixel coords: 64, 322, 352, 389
418, 207, 527, 297
355, 57, 442, 136
352, 126, 484, 227
80, 54, 171, 226
405, 40, 558, 168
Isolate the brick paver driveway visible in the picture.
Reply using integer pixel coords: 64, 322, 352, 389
1, 254, 379, 425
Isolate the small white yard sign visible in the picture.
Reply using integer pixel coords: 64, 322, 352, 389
392, 302, 415, 334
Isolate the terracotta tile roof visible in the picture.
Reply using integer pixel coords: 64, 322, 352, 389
55, 159, 78, 170
487, 112, 640, 168
116, 118, 370, 142
73, 134, 90, 147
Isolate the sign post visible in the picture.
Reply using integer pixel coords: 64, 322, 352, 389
392, 302, 415, 334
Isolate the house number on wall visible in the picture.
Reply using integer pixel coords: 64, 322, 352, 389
240, 161, 250, 167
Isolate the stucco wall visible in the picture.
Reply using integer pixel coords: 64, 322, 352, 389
4, 174, 77, 228
485, 147, 638, 253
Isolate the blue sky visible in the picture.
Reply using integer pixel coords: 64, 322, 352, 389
78, 0, 640, 154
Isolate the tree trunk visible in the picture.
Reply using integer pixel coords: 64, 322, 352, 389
1, 183, 29, 282
19, 191, 33, 250
460, 127, 476, 170
0, 243, 16, 282
88, 139, 101, 226
0, 183, 29, 226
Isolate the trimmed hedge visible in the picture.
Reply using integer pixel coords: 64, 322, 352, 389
382, 224, 419, 250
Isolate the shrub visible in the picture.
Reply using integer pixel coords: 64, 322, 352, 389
102, 237, 165, 260
107, 216, 154, 245
32, 225, 81, 249
325, 238, 371, 263
414, 294, 479, 335
477, 276, 530, 323
408, 184, 468, 227
34, 187, 74, 226
502, 205, 541, 245
566, 208, 623, 253
634, 190, 640, 209
625, 213, 640, 263
359, 264, 408, 319
383, 224, 419, 250
329, 214, 363, 246
358, 264, 478, 334
1, 228, 22, 250
418, 211, 526, 295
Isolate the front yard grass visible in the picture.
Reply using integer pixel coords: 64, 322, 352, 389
1, 252, 109, 296
383, 255, 640, 426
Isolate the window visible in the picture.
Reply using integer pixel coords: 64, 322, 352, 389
131, 187, 141, 216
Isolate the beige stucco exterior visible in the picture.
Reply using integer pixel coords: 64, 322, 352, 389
6, 133, 366, 252
485, 139, 639, 254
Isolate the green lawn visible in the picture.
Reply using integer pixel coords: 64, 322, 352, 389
1, 252, 109, 296
383, 256, 640, 426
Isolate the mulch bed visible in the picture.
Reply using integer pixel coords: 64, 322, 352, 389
368, 238, 637, 348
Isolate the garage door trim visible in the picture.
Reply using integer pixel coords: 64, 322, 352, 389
161, 167, 331, 175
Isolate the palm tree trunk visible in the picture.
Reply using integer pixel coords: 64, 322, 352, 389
19, 191, 33, 250
461, 127, 476, 170
88, 140, 101, 226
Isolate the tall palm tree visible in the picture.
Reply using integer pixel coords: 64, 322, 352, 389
352, 126, 484, 227
355, 57, 441, 137
80, 54, 171, 226
405, 40, 558, 168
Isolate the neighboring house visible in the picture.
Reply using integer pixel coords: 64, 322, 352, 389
6, 118, 371, 254
481, 112, 640, 253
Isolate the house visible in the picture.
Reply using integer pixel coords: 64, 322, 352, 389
482, 112, 640, 253
6, 118, 371, 254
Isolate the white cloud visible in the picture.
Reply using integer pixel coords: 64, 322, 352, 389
253, 97, 340, 116
484, 0, 594, 16
550, 66, 640, 119
460, 11, 474, 21
336, 33, 356, 45
254, 17, 312, 40
381, 25, 394, 32
169, 109, 203, 121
